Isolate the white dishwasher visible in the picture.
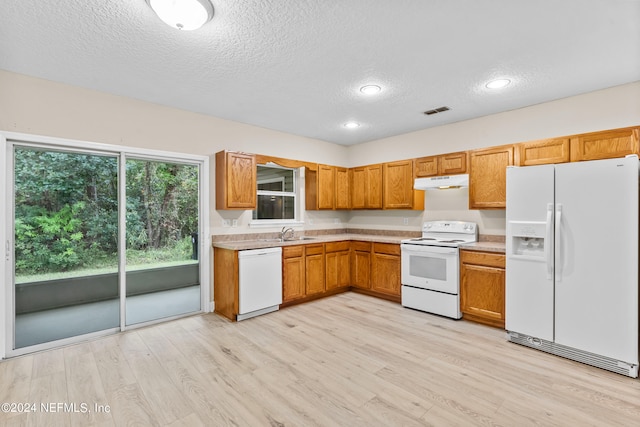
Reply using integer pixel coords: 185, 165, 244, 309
237, 247, 283, 321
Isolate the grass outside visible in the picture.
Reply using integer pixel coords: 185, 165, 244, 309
15, 247, 198, 284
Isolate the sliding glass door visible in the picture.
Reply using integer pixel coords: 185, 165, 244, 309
13, 147, 120, 348
7, 140, 206, 355
124, 158, 201, 326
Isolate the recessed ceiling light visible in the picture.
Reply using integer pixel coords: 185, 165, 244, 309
486, 79, 511, 89
360, 85, 382, 95
147, 0, 214, 31
344, 122, 361, 129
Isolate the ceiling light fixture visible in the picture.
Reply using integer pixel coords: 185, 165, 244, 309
360, 85, 382, 95
344, 122, 361, 129
486, 79, 511, 89
147, 0, 214, 31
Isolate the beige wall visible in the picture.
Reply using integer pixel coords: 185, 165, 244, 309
0, 70, 348, 235
2, 70, 639, 238
346, 81, 640, 236
348, 81, 640, 165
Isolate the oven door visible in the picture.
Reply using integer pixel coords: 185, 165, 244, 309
401, 244, 459, 294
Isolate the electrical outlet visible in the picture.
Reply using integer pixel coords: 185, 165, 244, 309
222, 219, 230, 227
232, 219, 238, 227
403, 217, 409, 225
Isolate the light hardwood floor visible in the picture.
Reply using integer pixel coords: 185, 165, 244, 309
2, 292, 640, 426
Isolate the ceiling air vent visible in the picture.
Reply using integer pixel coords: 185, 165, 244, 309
423, 106, 450, 115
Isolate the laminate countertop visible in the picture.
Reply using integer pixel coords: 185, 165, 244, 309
213, 232, 507, 253
212, 234, 406, 251
460, 241, 506, 254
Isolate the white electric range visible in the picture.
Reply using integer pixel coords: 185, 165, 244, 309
400, 221, 478, 319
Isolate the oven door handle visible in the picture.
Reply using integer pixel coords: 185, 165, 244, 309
401, 245, 458, 255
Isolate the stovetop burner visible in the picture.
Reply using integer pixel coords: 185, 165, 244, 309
401, 221, 478, 247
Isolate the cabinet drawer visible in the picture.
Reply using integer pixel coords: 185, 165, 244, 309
373, 242, 401, 256
351, 241, 372, 252
283, 245, 304, 258
325, 241, 350, 252
305, 244, 324, 256
460, 250, 505, 268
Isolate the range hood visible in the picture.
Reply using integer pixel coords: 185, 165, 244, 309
414, 174, 469, 190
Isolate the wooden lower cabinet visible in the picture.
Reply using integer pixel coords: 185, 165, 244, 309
370, 243, 401, 298
325, 241, 350, 290
460, 250, 505, 328
213, 247, 239, 321
305, 244, 325, 296
282, 246, 306, 303
351, 241, 371, 290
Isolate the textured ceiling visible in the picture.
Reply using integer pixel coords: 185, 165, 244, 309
1, 0, 639, 145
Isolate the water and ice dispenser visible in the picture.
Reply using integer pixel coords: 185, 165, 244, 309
508, 221, 547, 259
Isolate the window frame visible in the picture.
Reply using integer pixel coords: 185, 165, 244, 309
250, 164, 303, 227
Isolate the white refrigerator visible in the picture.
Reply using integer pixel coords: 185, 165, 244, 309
506, 155, 639, 377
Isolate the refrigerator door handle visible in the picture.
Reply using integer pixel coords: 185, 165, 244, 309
555, 203, 563, 282
545, 203, 553, 280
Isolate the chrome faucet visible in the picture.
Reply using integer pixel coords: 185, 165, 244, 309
281, 227, 295, 241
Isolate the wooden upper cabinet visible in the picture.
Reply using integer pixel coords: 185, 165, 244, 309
306, 165, 350, 210
335, 167, 350, 210
383, 160, 424, 210
216, 151, 256, 210
317, 165, 335, 209
350, 167, 367, 209
438, 151, 467, 175
518, 138, 571, 166
469, 145, 515, 209
414, 156, 439, 177
350, 164, 383, 209
366, 164, 383, 209
415, 152, 467, 177
570, 127, 640, 162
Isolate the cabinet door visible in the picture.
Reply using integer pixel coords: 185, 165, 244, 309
215, 151, 256, 210
305, 245, 325, 295
414, 156, 438, 177
366, 164, 383, 209
438, 151, 467, 175
383, 160, 414, 209
335, 167, 350, 210
350, 167, 367, 209
519, 138, 570, 166
326, 250, 350, 290
371, 251, 400, 296
282, 246, 305, 302
283, 255, 306, 302
469, 145, 514, 209
351, 248, 371, 289
570, 127, 640, 161
317, 165, 336, 209
460, 262, 505, 328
